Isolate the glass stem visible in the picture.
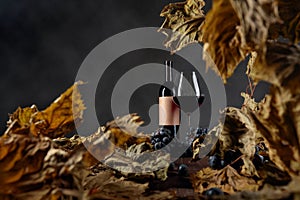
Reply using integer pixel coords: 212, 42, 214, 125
187, 113, 191, 127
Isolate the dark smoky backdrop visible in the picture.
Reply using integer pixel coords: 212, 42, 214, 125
0, 0, 269, 135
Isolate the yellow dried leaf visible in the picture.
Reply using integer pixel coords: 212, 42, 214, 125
159, 0, 205, 53
230, 0, 280, 50
0, 137, 17, 160
249, 85, 300, 176
83, 114, 150, 162
84, 170, 174, 200
201, 0, 247, 82
244, 42, 300, 176
84, 131, 115, 161
5, 105, 38, 135
160, 0, 280, 83
104, 142, 169, 181
248, 42, 300, 95
104, 114, 150, 149
204, 107, 258, 177
192, 166, 260, 194
30, 81, 85, 138
0, 134, 51, 194
0, 142, 24, 172
1, 168, 25, 184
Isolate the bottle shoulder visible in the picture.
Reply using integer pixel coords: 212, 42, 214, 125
159, 81, 176, 96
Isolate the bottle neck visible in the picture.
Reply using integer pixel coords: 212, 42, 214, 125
165, 60, 173, 82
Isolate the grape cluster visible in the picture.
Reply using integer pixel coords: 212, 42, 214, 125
150, 128, 173, 150
208, 150, 242, 170
208, 142, 269, 170
151, 127, 209, 153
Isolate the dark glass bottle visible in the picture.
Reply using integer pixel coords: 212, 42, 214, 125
159, 60, 180, 137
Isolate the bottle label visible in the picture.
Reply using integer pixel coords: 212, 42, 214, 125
159, 97, 180, 125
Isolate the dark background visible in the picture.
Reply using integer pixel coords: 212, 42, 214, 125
0, 0, 269, 134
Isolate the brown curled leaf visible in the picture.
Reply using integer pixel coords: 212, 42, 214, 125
0, 134, 94, 199
84, 130, 115, 162
30, 81, 85, 138
84, 170, 174, 200
160, 0, 281, 83
192, 165, 261, 194
0, 134, 51, 192
159, 0, 205, 53
5, 105, 38, 135
249, 85, 300, 176
103, 113, 150, 149
200, 107, 258, 177
244, 38, 300, 177
248, 42, 300, 95
104, 142, 169, 181
203, 0, 279, 82
83, 114, 150, 162
201, 0, 247, 82
269, 0, 300, 43
230, 0, 280, 50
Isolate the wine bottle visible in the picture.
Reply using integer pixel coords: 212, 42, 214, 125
159, 60, 180, 138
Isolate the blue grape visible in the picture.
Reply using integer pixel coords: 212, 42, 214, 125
162, 137, 170, 144
208, 155, 222, 169
178, 164, 188, 176
204, 188, 224, 196
151, 128, 173, 150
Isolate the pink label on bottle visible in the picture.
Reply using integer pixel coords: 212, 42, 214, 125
159, 96, 180, 125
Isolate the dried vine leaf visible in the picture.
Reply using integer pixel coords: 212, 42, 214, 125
245, 42, 300, 176
0, 80, 170, 199
54, 114, 151, 166
192, 124, 219, 160
104, 113, 143, 136
248, 42, 300, 95
5, 105, 38, 135
103, 113, 150, 149
85, 171, 148, 200
269, 0, 300, 43
159, 0, 205, 53
257, 161, 291, 186
192, 166, 261, 194
229, 0, 280, 50
160, 0, 281, 83
0, 134, 171, 200
84, 130, 116, 162
201, 0, 247, 82
203, 0, 278, 82
30, 81, 85, 138
228, 187, 294, 200
0, 134, 86, 198
53, 135, 84, 151
249, 85, 300, 176
192, 106, 259, 177
0, 134, 51, 187
4, 81, 85, 138
210, 107, 258, 177
104, 142, 170, 181
0, 134, 104, 200
84, 170, 174, 200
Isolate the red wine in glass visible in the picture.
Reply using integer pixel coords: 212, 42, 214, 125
177, 71, 204, 127
176, 95, 204, 113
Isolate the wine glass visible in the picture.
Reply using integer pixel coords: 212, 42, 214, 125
177, 71, 205, 144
